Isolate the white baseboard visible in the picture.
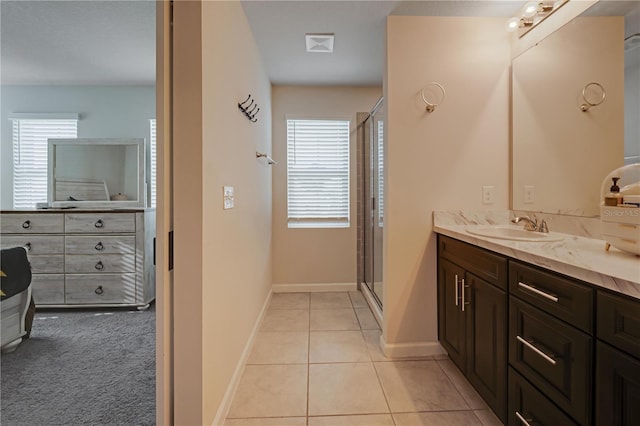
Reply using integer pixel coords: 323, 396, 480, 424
359, 283, 383, 329
212, 289, 273, 426
272, 282, 357, 293
379, 336, 447, 359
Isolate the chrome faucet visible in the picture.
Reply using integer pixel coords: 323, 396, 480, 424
512, 215, 549, 233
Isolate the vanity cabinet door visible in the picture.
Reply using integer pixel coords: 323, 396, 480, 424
438, 258, 466, 371
596, 342, 640, 425
466, 273, 507, 423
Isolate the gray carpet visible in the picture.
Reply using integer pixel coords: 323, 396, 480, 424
1, 305, 155, 426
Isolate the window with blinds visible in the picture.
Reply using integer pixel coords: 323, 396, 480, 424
287, 119, 350, 228
150, 119, 157, 207
377, 119, 384, 227
11, 118, 78, 209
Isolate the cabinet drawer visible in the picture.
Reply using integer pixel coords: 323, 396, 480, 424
65, 274, 136, 304
597, 291, 640, 358
508, 367, 578, 426
509, 297, 592, 425
29, 255, 64, 273
438, 235, 508, 289
31, 274, 65, 305
1, 235, 64, 254
65, 236, 135, 255
64, 213, 135, 233
65, 254, 135, 273
510, 261, 594, 333
0, 213, 64, 234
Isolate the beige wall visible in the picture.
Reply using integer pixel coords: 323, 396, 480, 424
172, 1, 273, 424
384, 17, 510, 348
272, 86, 381, 285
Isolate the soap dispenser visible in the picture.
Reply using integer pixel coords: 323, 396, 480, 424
604, 177, 623, 206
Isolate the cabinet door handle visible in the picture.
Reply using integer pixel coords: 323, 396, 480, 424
518, 281, 558, 303
95, 285, 104, 295
516, 335, 557, 365
94, 219, 104, 228
22, 220, 31, 229
454, 274, 459, 307
95, 242, 104, 251
95, 261, 104, 271
461, 278, 467, 312
25, 242, 32, 252
515, 411, 533, 426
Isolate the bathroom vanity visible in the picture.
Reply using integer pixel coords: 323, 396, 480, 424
435, 214, 640, 425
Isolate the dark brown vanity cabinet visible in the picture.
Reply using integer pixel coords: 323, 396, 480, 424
595, 291, 640, 425
438, 236, 508, 422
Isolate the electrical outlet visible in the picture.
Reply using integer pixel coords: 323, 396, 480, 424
482, 186, 495, 204
223, 186, 234, 209
524, 185, 535, 204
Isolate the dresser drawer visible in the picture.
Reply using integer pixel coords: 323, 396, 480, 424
509, 297, 592, 425
65, 236, 135, 255
65, 254, 135, 273
64, 213, 135, 233
508, 367, 578, 426
509, 261, 594, 333
0, 213, 64, 234
597, 291, 640, 358
31, 274, 65, 304
65, 274, 136, 304
29, 255, 65, 273
438, 235, 508, 289
1, 235, 64, 255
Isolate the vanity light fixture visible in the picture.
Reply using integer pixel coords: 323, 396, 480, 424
507, 0, 569, 36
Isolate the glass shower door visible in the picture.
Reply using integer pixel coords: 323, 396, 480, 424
371, 113, 384, 304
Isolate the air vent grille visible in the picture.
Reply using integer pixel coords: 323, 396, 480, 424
305, 33, 335, 53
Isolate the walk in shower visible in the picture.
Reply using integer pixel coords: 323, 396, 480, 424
358, 97, 384, 310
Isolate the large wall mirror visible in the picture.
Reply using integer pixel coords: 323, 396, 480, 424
512, 1, 639, 217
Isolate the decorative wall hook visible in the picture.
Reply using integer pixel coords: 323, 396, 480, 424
580, 82, 606, 112
238, 94, 260, 122
420, 82, 446, 113
256, 152, 277, 165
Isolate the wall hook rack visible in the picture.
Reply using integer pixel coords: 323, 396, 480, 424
580, 82, 606, 112
238, 94, 260, 122
256, 152, 277, 165
420, 82, 446, 113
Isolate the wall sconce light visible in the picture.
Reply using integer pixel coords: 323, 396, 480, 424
507, 0, 569, 36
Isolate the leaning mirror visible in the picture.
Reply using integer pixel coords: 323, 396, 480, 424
512, 1, 639, 217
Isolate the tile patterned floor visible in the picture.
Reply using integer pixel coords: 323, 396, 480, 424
225, 291, 503, 426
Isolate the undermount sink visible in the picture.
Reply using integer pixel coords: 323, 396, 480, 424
465, 225, 564, 242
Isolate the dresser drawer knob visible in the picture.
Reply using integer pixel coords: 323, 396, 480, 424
25, 242, 32, 252
22, 220, 31, 229
518, 281, 559, 303
516, 335, 557, 365
95, 261, 104, 271
515, 411, 533, 426
95, 286, 104, 295
94, 219, 104, 228
95, 242, 104, 251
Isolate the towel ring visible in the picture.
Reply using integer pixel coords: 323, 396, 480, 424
421, 82, 446, 113
580, 82, 606, 112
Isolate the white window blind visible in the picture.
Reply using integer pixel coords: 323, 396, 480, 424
377, 119, 384, 226
12, 118, 78, 209
287, 119, 350, 228
150, 119, 157, 207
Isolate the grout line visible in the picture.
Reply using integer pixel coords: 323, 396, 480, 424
371, 360, 395, 422
434, 360, 472, 411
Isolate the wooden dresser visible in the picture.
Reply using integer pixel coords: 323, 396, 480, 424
0, 209, 155, 309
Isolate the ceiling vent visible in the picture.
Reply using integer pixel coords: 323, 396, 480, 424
305, 33, 335, 53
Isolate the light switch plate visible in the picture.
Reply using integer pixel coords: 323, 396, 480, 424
524, 185, 535, 204
482, 186, 495, 204
223, 186, 234, 209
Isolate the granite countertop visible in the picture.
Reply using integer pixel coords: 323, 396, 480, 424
434, 211, 640, 300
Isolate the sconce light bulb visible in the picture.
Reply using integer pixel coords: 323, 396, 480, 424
523, 1, 539, 17
507, 17, 520, 31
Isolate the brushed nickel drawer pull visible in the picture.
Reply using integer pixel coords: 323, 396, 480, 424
518, 281, 559, 302
517, 335, 557, 365
515, 411, 533, 426
94, 219, 104, 228
454, 274, 459, 307
95, 285, 104, 295
95, 261, 104, 271
95, 242, 104, 251
22, 220, 31, 229
461, 278, 468, 312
